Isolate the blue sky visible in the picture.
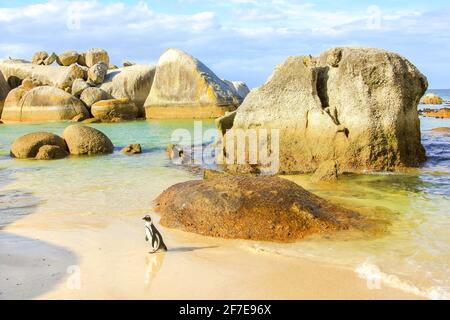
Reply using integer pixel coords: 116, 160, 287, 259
0, 0, 449, 88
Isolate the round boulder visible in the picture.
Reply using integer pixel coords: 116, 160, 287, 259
10, 132, 67, 159
91, 98, 139, 121
31, 51, 48, 65
2, 86, 89, 122
71, 79, 91, 97
62, 124, 114, 155
58, 50, 79, 66
155, 176, 363, 242
85, 48, 109, 68
88, 62, 108, 85
35, 145, 68, 160
80, 87, 112, 108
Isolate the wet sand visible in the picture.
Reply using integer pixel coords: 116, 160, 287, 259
0, 211, 422, 300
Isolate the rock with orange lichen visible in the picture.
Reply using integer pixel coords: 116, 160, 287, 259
154, 175, 364, 242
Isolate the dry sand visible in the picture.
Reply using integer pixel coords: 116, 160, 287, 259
0, 209, 422, 300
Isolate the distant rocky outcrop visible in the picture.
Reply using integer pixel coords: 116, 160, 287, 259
421, 93, 443, 105
10, 132, 67, 159
144, 49, 241, 119
422, 108, 450, 118
91, 98, 139, 121
155, 175, 364, 241
62, 124, 114, 155
2, 86, 89, 122
221, 47, 427, 174
99, 64, 156, 116
431, 127, 450, 133
223, 80, 250, 99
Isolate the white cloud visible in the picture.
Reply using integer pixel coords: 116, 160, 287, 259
0, 0, 449, 88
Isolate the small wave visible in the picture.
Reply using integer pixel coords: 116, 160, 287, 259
355, 260, 450, 300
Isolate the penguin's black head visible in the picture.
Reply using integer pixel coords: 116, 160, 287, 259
142, 215, 152, 222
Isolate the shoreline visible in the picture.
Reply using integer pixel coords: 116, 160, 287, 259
0, 212, 423, 300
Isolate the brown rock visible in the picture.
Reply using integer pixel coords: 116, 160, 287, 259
80, 87, 112, 108
44, 52, 58, 66
423, 108, 450, 118
154, 176, 363, 242
82, 118, 101, 124
77, 53, 87, 67
10, 132, 67, 159
121, 144, 142, 154
31, 51, 48, 65
62, 124, 113, 155
421, 93, 443, 105
91, 98, 139, 121
430, 127, 450, 133
85, 48, 109, 68
57, 50, 79, 66
35, 145, 68, 160
71, 114, 88, 122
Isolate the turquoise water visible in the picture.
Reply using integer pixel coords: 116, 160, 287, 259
0, 117, 449, 299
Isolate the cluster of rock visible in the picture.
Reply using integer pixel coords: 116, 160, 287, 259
217, 47, 428, 175
155, 175, 365, 241
10, 125, 113, 160
420, 93, 443, 105
0, 48, 249, 122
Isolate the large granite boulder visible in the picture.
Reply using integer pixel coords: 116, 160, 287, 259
99, 64, 156, 116
91, 98, 139, 121
0, 60, 85, 91
1, 86, 89, 122
10, 132, 67, 159
0, 71, 10, 118
222, 47, 427, 174
79, 87, 112, 108
155, 176, 363, 241
85, 48, 109, 68
62, 124, 113, 155
144, 49, 241, 119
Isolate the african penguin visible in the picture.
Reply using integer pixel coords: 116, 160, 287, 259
143, 215, 167, 253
